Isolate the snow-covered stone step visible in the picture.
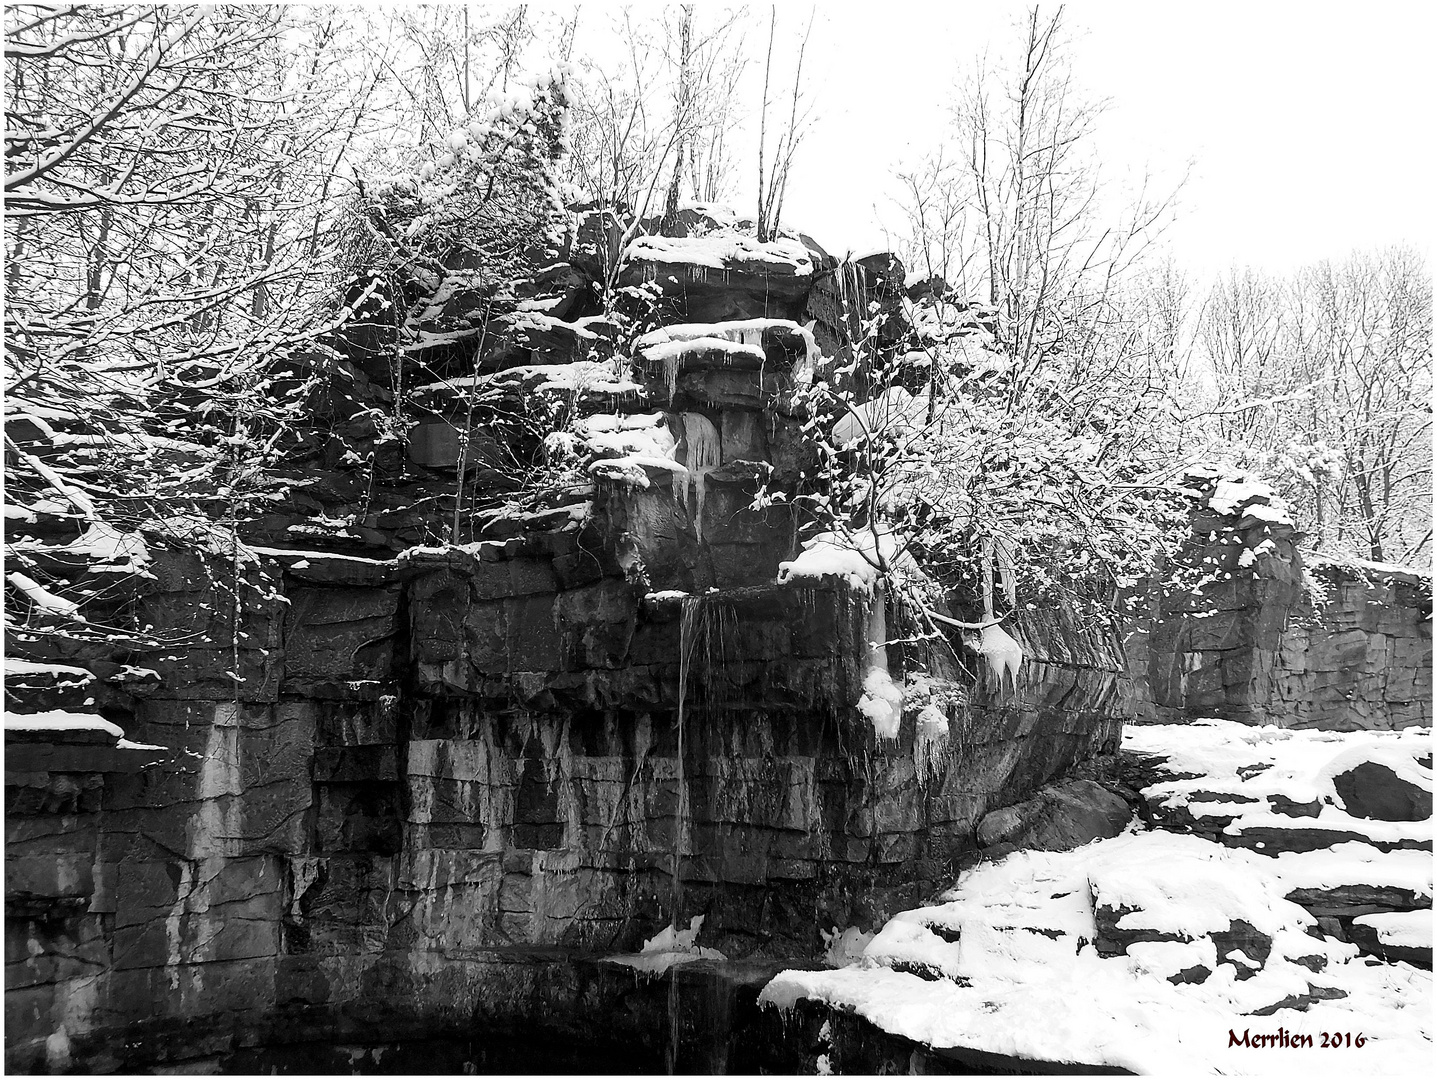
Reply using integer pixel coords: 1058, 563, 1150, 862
632, 318, 819, 409
4, 709, 125, 745
1272, 841, 1432, 918
410, 360, 650, 419
1122, 719, 1432, 858
1349, 910, 1432, 968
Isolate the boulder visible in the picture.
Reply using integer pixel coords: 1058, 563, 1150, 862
1331, 760, 1432, 821
976, 778, 1131, 853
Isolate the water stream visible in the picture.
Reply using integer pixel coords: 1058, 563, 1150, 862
665, 595, 702, 1074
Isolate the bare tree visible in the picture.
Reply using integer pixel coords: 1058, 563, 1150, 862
3, 5, 385, 648
894, 6, 1181, 408
660, 5, 695, 234
895, 148, 975, 291
559, 7, 747, 296
1194, 248, 1433, 563
755, 7, 814, 242
786, 4, 1193, 647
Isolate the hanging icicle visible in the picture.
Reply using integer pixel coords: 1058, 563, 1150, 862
672, 412, 721, 542
856, 581, 904, 739
975, 536, 1024, 694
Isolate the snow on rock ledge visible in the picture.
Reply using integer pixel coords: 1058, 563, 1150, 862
624, 233, 816, 276
5, 710, 124, 742
776, 528, 917, 596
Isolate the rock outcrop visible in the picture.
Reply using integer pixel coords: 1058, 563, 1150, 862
975, 777, 1133, 857
4, 207, 1135, 1072
1125, 472, 1432, 730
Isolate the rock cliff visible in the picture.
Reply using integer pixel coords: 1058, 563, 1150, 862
1125, 472, 1432, 730
4, 207, 1133, 1072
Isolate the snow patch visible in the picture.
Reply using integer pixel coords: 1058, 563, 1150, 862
1353, 911, 1431, 949
7, 572, 84, 620
5, 711, 123, 739
605, 914, 726, 975
822, 926, 876, 968
858, 667, 904, 740
4, 659, 96, 683
625, 233, 814, 276
776, 527, 916, 595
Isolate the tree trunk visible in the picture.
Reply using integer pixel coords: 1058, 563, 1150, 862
661, 6, 693, 237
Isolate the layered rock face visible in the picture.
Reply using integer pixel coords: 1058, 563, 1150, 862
4, 210, 1132, 1071
1126, 474, 1432, 730
1273, 559, 1432, 730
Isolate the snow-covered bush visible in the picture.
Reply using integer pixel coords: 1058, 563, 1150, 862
781, 302, 1191, 633
335, 69, 571, 302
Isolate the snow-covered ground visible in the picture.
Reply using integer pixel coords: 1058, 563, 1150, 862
1124, 720, 1431, 849
760, 719, 1433, 1075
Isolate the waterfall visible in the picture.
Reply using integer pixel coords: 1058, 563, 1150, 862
666, 596, 703, 1074
672, 596, 700, 904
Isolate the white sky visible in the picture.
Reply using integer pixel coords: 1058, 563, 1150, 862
747, 0, 1437, 279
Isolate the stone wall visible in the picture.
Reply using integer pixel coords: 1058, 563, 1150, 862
1126, 475, 1432, 730
1269, 559, 1432, 730
5, 541, 1129, 1072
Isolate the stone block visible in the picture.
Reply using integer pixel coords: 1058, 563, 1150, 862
976, 779, 1131, 852
315, 783, 402, 855
464, 594, 562, 673
312, 745, 399, 784
283, 586, 399, 683
99, 956, 278, 1027
1185, 610, 1254, 651
554, 579, 637, 670
313, 699, 398, 747
719, 408, 768, 464
5, 772, 104, 817
408, 571, 468, 663
468, 557, 560, 601
4, 912, 109, 991
4, 853, 94, 905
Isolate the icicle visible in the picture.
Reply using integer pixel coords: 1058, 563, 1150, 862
795, 319, 821, 387
664, 349, 680, 404
856, 581, 903, 739
976, 537, 1023, 694
977, 623, 1023, 695
676, 412, 720, 542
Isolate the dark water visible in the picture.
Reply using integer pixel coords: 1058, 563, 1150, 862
215, 959, 785, 1076
174, 965, 1132, 1076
